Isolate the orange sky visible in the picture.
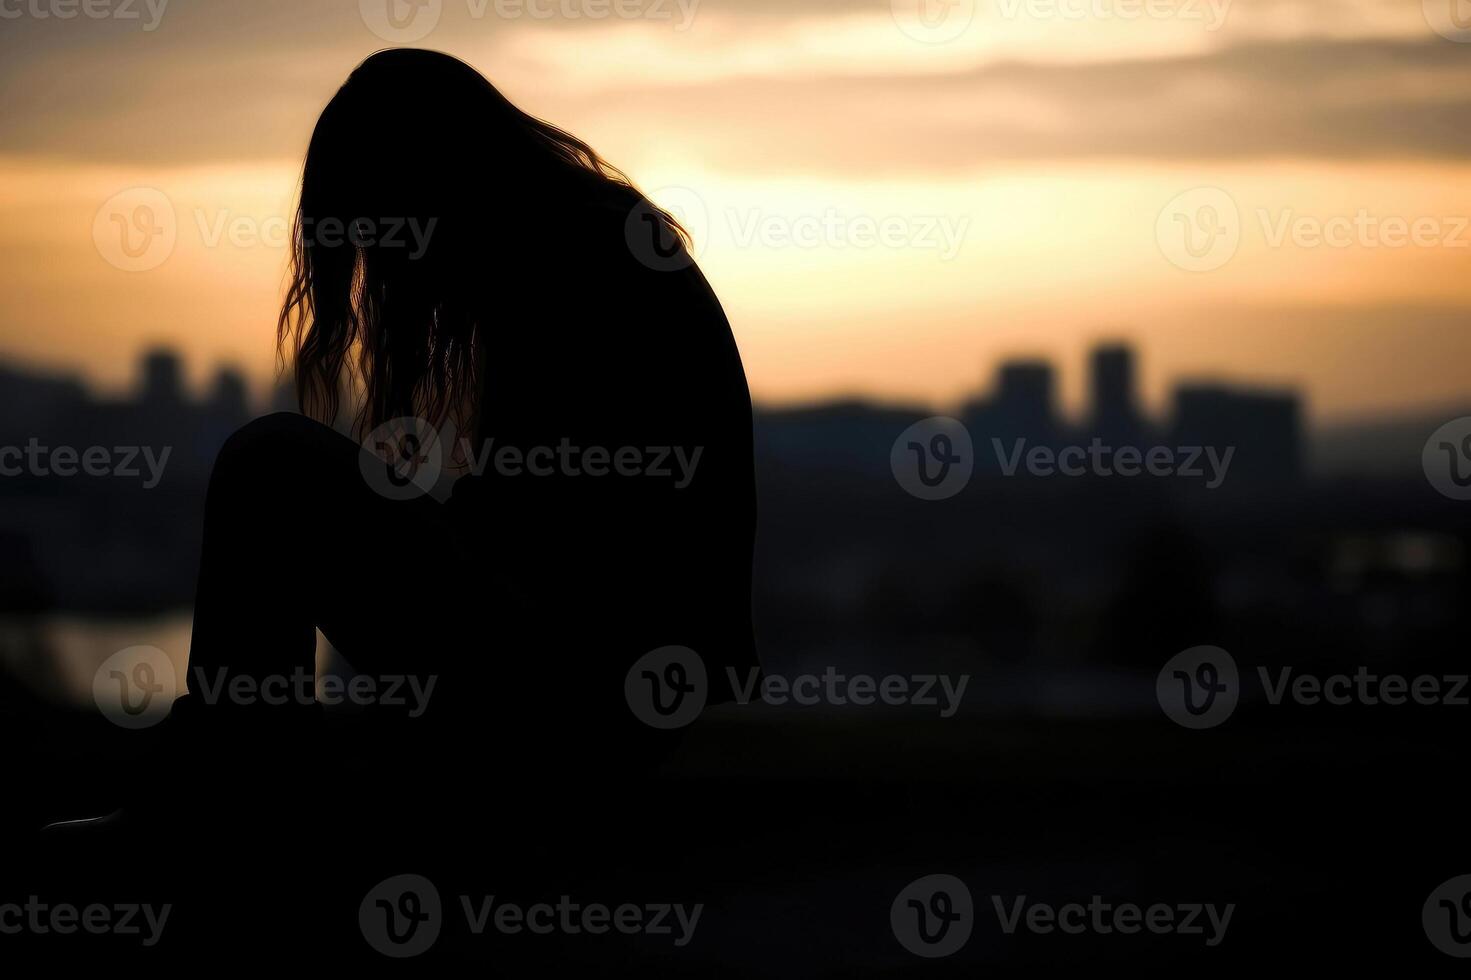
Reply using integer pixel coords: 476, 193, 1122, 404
2, 0, 1470, 423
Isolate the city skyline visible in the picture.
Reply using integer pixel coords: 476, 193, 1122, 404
0, 337, 1316, 433
4, 1, 1471, 422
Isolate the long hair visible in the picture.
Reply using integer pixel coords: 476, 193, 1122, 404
277, 48, 685, 437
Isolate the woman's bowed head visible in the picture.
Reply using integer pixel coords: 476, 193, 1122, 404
279, 48, 689, 440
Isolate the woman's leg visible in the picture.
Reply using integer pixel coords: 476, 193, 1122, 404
185, 411, 461, 713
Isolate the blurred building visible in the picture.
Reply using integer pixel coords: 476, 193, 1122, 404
1089, 343, 1144, 446
1171, 384, 1302, 482
140, 348, 185, 407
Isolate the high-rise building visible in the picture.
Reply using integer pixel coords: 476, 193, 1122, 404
1089, 343, 1141, 443
1171, 384, 1301, 482
994, 360, 1056, 436
208, 366, 250, 422
140, 348, 184, 406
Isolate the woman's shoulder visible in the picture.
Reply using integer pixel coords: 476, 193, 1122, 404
555, 189, 725, 320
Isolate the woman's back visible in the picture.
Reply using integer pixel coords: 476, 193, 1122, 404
451, 197, 758, 718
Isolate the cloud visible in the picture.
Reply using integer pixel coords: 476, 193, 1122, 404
1, 0, 1468, 175
560, 38, 1471, 175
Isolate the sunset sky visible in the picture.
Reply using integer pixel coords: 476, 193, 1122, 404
2, 0, 1470, 423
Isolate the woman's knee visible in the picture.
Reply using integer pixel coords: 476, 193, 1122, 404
209, 411, 345, 497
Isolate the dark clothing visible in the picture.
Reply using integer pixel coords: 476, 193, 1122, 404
185, 207, 757, 756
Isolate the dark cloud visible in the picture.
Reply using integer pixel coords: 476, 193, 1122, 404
578, 38, 1471, 174
4, 17, 1471, 173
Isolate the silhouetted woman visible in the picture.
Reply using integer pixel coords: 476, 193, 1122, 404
175, 49, 757, 781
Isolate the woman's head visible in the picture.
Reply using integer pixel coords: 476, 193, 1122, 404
279, 48, 681, 434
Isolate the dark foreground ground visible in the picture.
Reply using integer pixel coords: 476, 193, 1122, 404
5, 696, 1467, 974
